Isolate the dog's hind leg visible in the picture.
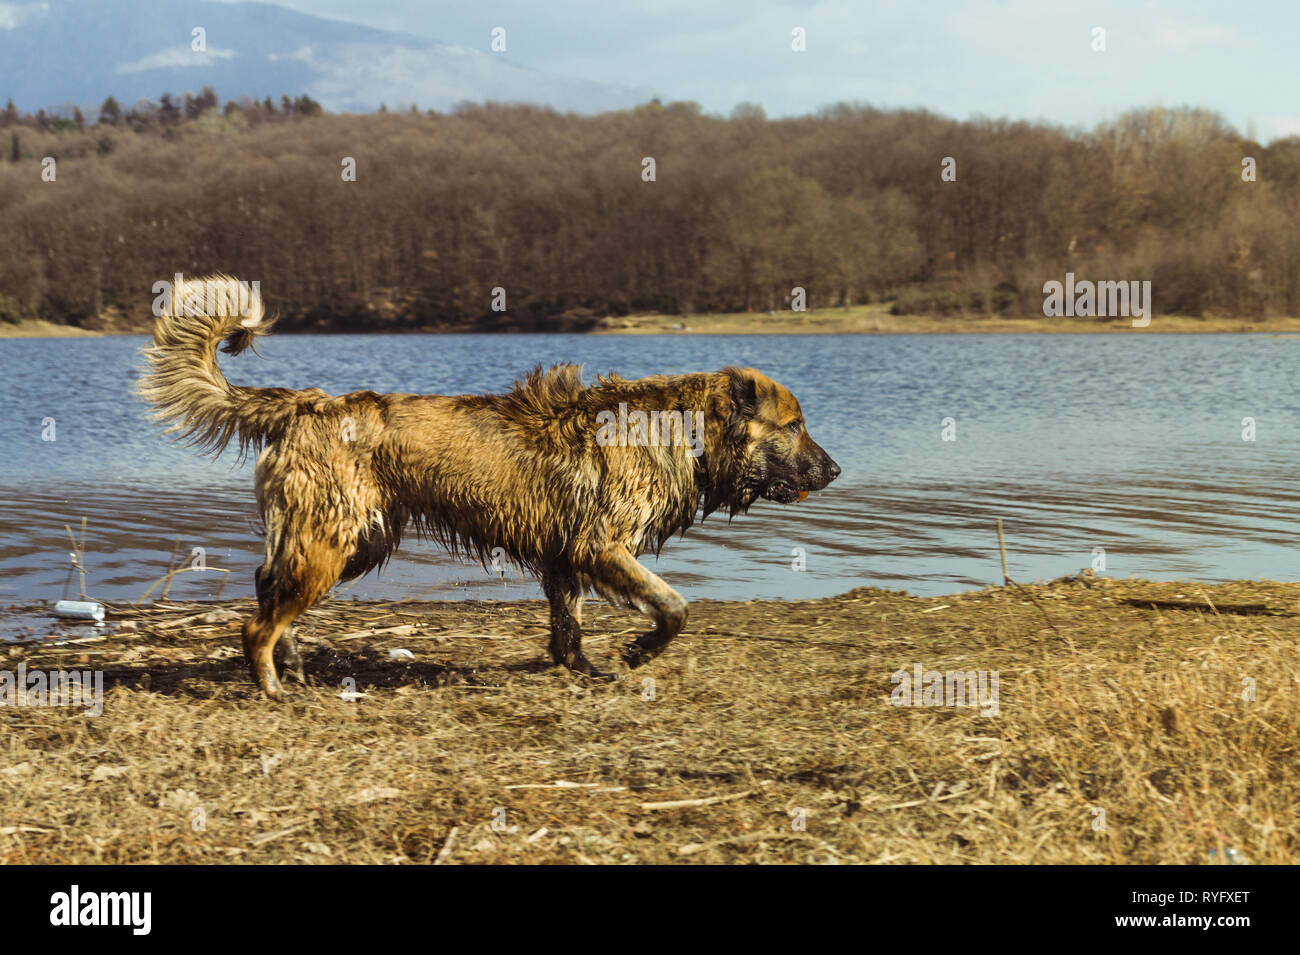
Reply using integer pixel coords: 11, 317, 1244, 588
244, 540, 347, 701
588, 545, 689, 669
241, 601, 302, 702
542, 568, 612, 680
274, 626, 305, 684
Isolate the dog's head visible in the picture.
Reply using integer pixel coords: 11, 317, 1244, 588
705, 367, 840, 514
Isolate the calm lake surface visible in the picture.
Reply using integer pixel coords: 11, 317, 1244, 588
1, 332, 1297, 610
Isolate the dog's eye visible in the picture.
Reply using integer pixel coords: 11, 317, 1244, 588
787, 419, 803, 433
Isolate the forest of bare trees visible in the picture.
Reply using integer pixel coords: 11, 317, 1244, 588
1, 90, 1298, 330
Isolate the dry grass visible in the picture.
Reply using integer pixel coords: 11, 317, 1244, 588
1, 576, 1296, 864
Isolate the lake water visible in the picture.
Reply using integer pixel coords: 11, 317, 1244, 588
1, 332, 1298, 612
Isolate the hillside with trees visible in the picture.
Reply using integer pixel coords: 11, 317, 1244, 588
1, 91, 1298, 331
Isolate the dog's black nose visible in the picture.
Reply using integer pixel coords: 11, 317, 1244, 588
828, 461, 841, 481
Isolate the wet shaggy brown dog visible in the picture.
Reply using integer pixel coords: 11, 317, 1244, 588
139, 275, 840, 700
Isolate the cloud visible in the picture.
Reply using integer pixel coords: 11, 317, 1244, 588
116, 47, 239, 75
0, 1, 48, 30
267, 46, 317, 64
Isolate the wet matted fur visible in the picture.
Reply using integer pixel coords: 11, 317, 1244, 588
139, 275, 841, 699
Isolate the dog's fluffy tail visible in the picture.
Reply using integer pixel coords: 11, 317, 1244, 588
138, 274, 297, 457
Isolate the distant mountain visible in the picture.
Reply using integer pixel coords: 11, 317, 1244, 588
0, 0, 654, 114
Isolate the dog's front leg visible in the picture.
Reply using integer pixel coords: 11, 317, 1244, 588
542, 569, 612, 680
588, 545, 689, 669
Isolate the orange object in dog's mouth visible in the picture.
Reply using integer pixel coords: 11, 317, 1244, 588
797, 491, 809, 502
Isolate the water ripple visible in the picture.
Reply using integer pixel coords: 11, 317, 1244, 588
1, 333, 1297, 603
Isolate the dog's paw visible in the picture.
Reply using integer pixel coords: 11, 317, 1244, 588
280, 665, 308, 685
621, 641, 663, 669
261, 685, 308, 704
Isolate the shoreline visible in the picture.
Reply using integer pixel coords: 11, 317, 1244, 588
6, 307, 1300, 339
3, 576, 1296, 863
592, 308, 1300, 335
0, 320, 110, 339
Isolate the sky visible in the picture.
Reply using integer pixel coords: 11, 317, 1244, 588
205, 0, 1300, 142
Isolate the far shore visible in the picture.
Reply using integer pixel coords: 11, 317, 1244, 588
595, 306, 1300, 335
0, 319, 111, 339
6, 304, 1300, 339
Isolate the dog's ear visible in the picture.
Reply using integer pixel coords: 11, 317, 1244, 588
725, 368, 758, 422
